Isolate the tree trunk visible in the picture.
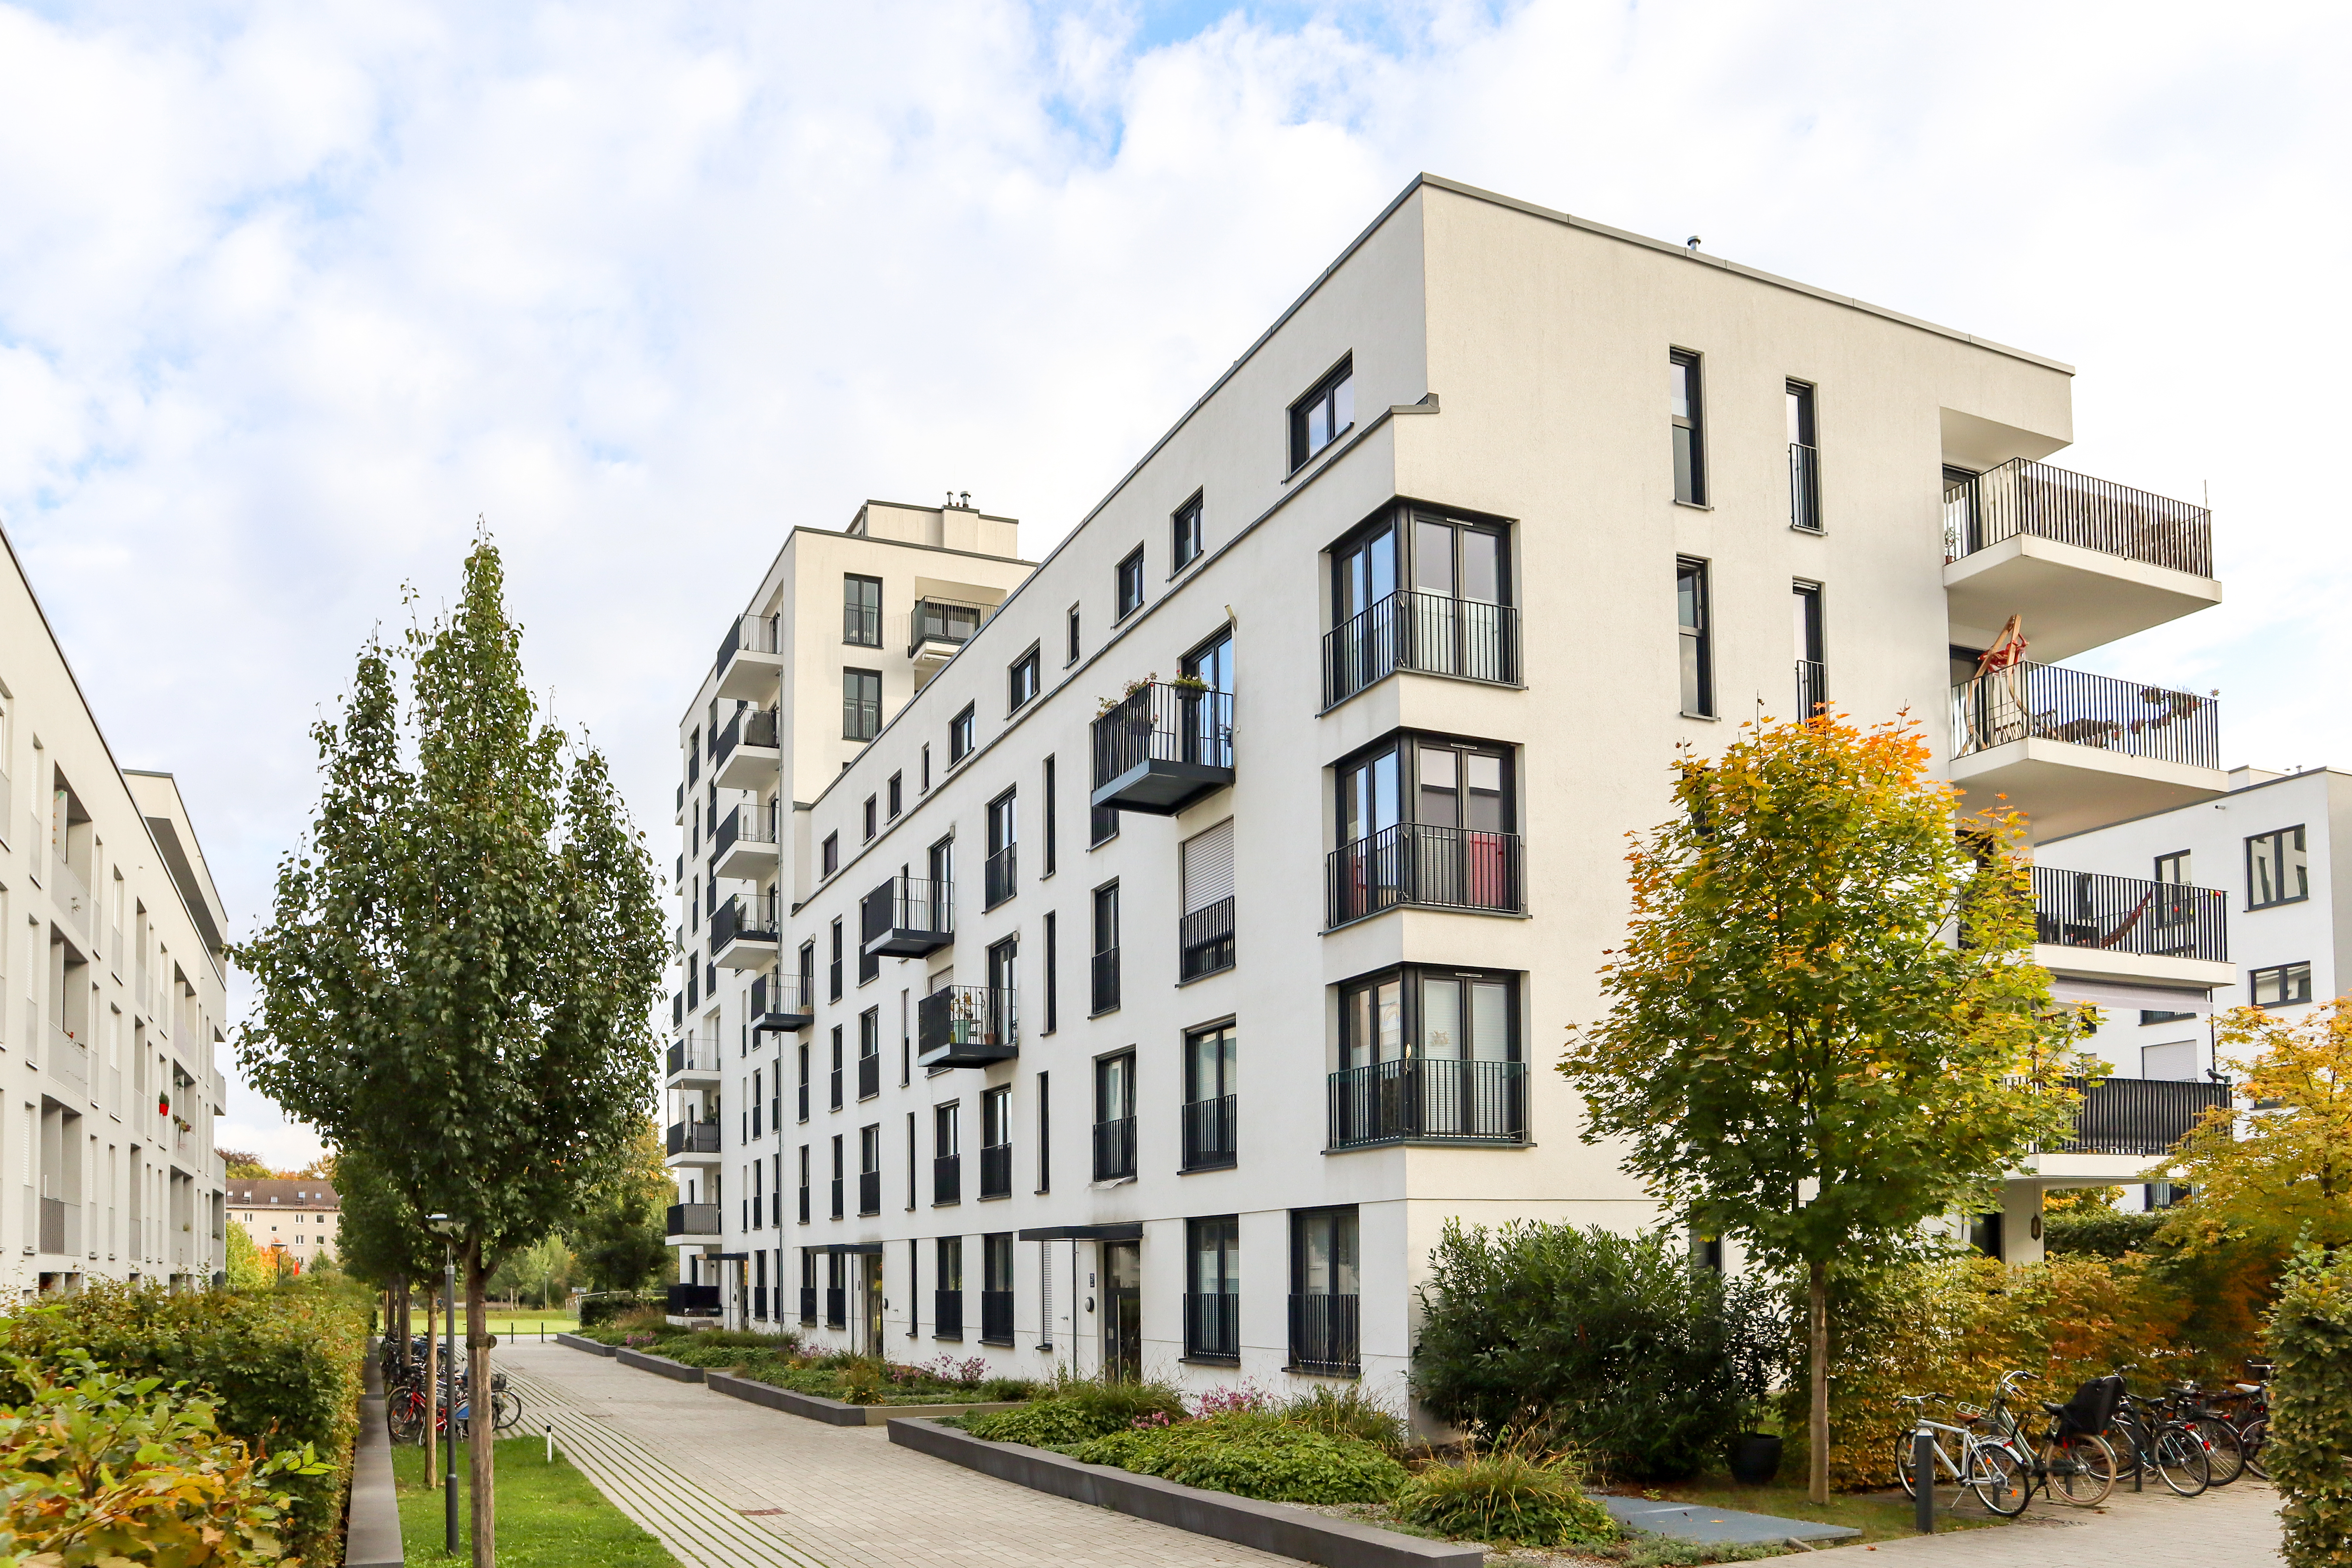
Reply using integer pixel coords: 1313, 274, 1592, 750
469, 1237, 495, 1568
423, 1284, 438, 1490
1808, 1258, 1830, 1504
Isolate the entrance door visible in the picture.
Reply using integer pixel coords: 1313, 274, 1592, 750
858, 1253, 884, 1355
1101, 1241, 1141, 1381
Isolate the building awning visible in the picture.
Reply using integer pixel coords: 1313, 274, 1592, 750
1017, 1223, 1144, 1242
2050, 978, 2214, 1014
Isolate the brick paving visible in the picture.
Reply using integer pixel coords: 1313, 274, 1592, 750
1857, 1474, 2284, 1564
501, 1340, 1297, 1568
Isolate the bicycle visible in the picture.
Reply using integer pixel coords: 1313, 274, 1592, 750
2161, 1380, 2248, 1487
2218, 1371, 2271, 1481
2107, 1367, 2211, 1497
1978, 1370, 2119, 1507
1891, 1393, 2031, 1517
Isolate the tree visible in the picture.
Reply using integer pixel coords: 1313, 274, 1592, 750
221, 1150, 272, 1180
225, 1221, 272, 1290
232, 538, 664, 1565
565, 1117, 672, 1296
2163, 996, 2352, 1257
1559, 715, 2089, 1501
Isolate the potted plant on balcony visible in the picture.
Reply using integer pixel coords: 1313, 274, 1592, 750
1096, 674, 1159, 717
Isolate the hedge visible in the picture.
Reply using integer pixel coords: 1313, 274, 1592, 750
2269, 1250, 2352, 1568
2042, 1208, 2165, 1259
0, 1274, 371, 1564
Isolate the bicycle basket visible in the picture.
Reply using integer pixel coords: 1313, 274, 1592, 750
2059, 1374, 2123, 1436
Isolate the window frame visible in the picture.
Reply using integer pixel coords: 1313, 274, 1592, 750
1115, 548, 1146, 621
2246, 825, 2310, 910
1089, 879, 1120, 1017
1669, 349, 1707, 506
1786, 379, 1820, 532
1288, 356, 1356, 473
862, 795, 877, 843
1007, 645, 1041, 714
2249, 961, 2313, 1008
1332, 730, 1516, 849
1065, 604, 1082, 666
842, 667, 882, 741
949, 704, 976, 764
821, 832, 839, 878
888, 772, 903, 820
1336, 963, 1521, 1070
842, 573, 883, 648
1170, 491, 1205, 573
1677, 557, 1714, 717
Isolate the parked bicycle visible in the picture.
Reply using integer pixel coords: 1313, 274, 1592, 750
2106, 1366, 2211, 1497
2158, 1379, 2249, 1487
1975, 1370, 2120, 1507
1891, 1393, 2030, 1517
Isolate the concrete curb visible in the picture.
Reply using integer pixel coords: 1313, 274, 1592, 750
706, 1370, 1025, 1428
615, 1347, 708, 1382
343, 1345, 403, 1568
887, 1417, 1481, 1568
555, 1332, 617, 1357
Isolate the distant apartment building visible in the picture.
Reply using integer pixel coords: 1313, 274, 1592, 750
661, 175, 2229, 1400
226, 1178, 342, 1274
0, 525, 231, 1294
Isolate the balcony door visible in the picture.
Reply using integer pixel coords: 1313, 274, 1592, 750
1179, 629, 1233, 766
1407, 513, 1508, 680
1417, 974, 1515, 1138
1101, 1239, 1142, 1381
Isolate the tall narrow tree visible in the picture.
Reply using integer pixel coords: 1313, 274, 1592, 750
1560, 715, 2088, 1502
235, 539, 664, 1565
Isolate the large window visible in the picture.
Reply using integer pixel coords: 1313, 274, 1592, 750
1090, 881, 1120, 1015
1787, 380, 1819, 532
934, 1099, 961, 1205
1183, 1022, 1237, 1171
2247, 826, 2309, 909
935, 1235, 963, 1338
980, 1085, 1012, 1200
1669, 350, 1706, 505
843, 668, 882, 740
1093, 1051, 1136, 1181
1677, 558, 1713, 716
1330, 734, 1517, 923
1171, 492, 1204, 572
1116, 547, 1146, 620
981, 1232, 1015, 1344
858, 1008, 881, 1099
858, 1124, 881, 1215
1326, 507, 1513, 701
844, 574, 882, 646
1289, 1206, 1359, 1375
1333, 966, 1524, 1146
1288, 357, 1354, 471
1008, 646, 1041, 713
2250, 962, 2312, 1008
1186, 1216, 1240, 1362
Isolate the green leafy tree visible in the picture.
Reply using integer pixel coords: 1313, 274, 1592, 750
2269, 1245, 2352, 1567
232, 538, 665, 1564
2164, 996, 2352, 1257
224, 1221, 272, 1291
566, 1116, 673, 1295
1559, 715, 2087, 1500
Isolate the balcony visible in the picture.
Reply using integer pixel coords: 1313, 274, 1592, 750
979, 1142, 1012, 1199
933, 1154, 961, 1205
712, 802, 779, 879
665, 1120, 723, 1162
37, 1197, 75, 1256
715, 613, 784, 701
1328, 1059, 1526, 1149
715, 707, 781, 790
666, 1038, 722, 1081
711, 889, 781, 970
1944, 460, 2220, 663
934, 1289, 964, 1338
2060, 1077, 2229, 1158
2031, 866, 2233, 989
751, 969, 813, 1033
1326, 824, 1523, 928
858, 1171, 881, 1216
1796, 660, 1827, 722
980, 1289, 1014, 1344
1179, 898, 1234, 981
1287, 1293, 1359, 1377
862, 876, 953, 958
1092, 1116, 1136, 1182
1184, 1292, 1240, 1362
665, 1202, 721, 1241
1323, 590, 1521, 708
984, 845, 1017, 909
916, 985, 1017, 1069
909, 597, 985, 673
667, 1283, 721, 1317
1181, 1094, 1236, 1171
1950, 663, 2224, 839
1091, 682, 1233, 815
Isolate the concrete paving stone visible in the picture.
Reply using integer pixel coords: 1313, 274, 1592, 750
1855, 1476, 2283, 1565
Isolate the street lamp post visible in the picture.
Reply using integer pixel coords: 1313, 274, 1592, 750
428, 1214, 463, 1555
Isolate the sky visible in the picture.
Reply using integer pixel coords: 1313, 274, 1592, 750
0, 0, 2344, 1168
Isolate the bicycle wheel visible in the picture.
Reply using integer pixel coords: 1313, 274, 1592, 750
2240, 1417, 2268, 1481
2193, 1417, 2245, 1486
1968, 1443, 2031, 1517
493, 1389, 524, 1433
2046, 1433, 2116, 1506
386, 1395, 421, 1446
2151, 1423, 2210, 1497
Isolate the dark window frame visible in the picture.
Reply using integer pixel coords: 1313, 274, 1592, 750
1786, 379, 1820, 532
862, 796, 877, 843
1065, 604, 1081, 666
1332, 729, 1517, 848
888, 772, 903, 820
843, 574, 883, 648
1288, 356, 1355, 472
1007, 644, 1042, 714
1670, 349, 1707, 505
843, 667, 882, 741
1115, 548, 1146, 621
821, 832, 840, 878
2246, 825, 2310, 910
1171, 491, 1205, 573
1090, 879, 1120, 1017
1337, 963, 1523, 1070
1677, 557, 1714, 717
949, 705, 976, 764
2249, 961, 2312, 1008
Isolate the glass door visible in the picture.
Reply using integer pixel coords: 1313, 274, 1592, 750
1101, 1240, 1141, 1381
1179, 631, 1233, 766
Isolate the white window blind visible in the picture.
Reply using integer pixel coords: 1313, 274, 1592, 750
1181, 820, 1234, 914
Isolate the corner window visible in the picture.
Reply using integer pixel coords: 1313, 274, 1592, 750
2249, 962, 2312, 1008
1338, 966, 1519, 1069
1288, 357, 1355, 471
843, 668, 882, 741
1670, 350, 1706, 505
2247, 826, 2308, 909
1008, 647, 1041, 713
1116, 549, 1145, 620
1171, 492, 1204, 571
1676, 558, 1713, 716
1329, 733, 1516, 923
1325, 506, 1515, 701
843, 574, 882, 647
949, 704, 976, 764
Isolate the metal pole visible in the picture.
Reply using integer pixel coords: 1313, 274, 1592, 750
444, 1242, 459, 1554
1913, 1429, 1935, 1534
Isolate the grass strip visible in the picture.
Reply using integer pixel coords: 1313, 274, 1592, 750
392, 1435, 678, 1567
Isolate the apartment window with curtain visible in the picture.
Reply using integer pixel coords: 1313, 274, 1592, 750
1092, 1051, 1136, 1181
1116, 548, 1146, 620
1090, 882, 1120, 1015
2247, 826, 2309, 909
1008, 646, 1041, 713
1677, 558, 1713, 716
1669, 350, 1706, 505
1171, 492, 1204, 571
843, 574, 882, 647
1793, 581, 1825, 720
843, 669, 882, 741
1329, 733, 1518, 924
1289, 1206, 1359, 1375
1288, 357, 1354, 471
1185, 1216, 1240, 1362
1182, 1022, 1236, 1171
1787, 380, 1820, 531
1332, 966, 1525, 1147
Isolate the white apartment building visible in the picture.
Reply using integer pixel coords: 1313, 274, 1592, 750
663, 175, 2230, 1401
0, 525, 230, 1295
226, 1177, 342, 1274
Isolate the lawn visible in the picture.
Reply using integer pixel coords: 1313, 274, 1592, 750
392, 1435, 676, 1567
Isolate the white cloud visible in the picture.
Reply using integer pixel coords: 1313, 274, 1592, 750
0, 0, 2341, 1163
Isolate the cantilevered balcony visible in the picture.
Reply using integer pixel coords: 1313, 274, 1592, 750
666, 1037, 722, 1082
1091, 682, 1232, 815
715, 613, 784, 701
916, 985, 1016, 1069
1944, 460, 2220, 663
712, 802, 779, 880
2030, 865, 2234, 990
751, 968, 813, 1033
908, 597, 984, 679
1950, 663, 2223, 839
711, 889, 780, 970
1327, 1059, 1527, 1149
862, 876, 953, 958
714, 706, 780, 790
665, 1119, 722, 1163
664, 1202, 721, 1242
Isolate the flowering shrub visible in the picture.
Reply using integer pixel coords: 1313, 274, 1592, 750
1192, 1383, 1274, 1419
622, 1332, 657, 1348
1130, 1410, 1174, 1430
898, 1354, 991, 1387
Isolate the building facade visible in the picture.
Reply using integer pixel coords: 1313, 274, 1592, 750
0, 525, 230, 1295
664, 175, 2229, 1399
227, 1178, 342, 1274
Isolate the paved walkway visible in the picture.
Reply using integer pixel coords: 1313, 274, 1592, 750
1859, 1474, 2284, 1565
501, 1341, 1296, 1568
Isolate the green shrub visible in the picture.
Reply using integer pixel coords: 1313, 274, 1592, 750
577, 1292, 658, 1328
1070, 1413, 1409, 1503
1053, 1372, 1187, 1431
1279, 1384, 1409, 1453
2269, 1247, 2352, 1568
965, 1399, 1120, 1447
2043, 1209, 2165, 1258
1394, 1441, 1617, 1548
0, 1276, 369, 1565
964, 1377, 1184, 1447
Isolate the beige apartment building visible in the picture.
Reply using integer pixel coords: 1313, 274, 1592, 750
663, 175, 2229, 1402
0, 525, 230, 1294
227, 1178, 341, 1274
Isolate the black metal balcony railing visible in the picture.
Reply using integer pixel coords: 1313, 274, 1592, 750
1090, 947, 1120, 1014
752, 969, 813, 1029
984, 845, 1017, 909
1951, 663, 2218, 769
829, 1177, 843, 1219
852, 1052, 877, 1099
712, 801, 778, 862
1789, 443, 1822, 533
845, 599, 882, 646
667, 1038, 722, 1077
917, 985, 1017, 1067
858, 1171, 881, 1215
862, 876, 953, 956
665, 1202, 722, 1237
2032, 866, 2228, 963
1178, 898, 1234, 980
800, 1286, 818, 1324
668, 1283, 721, 1315
715, 706, 779, 769
1181, 1094, 1236, 1170
2061, 1077, 2231, 1156
798, 1185, 810, 1224
934, 1154, 961, 1204
666, 1120, 723, 1156
1323, 589, 1521, 706
1092, 682, 1234, 814
1288, 1294, 1359, 1376
980, 1289, 1015, 1344
1092, 1116, 1136, 1181
1328, 1059, 1527, 1149
752, 1285, 769, 1321
1185, 1292, 1240, 1361
826, 1288, 846, 1329
979, 1142, 1012, 1199
1796, 660, 1828, 720
910, 597, 985, 656
715, 613, 781, 678
1944, 458, 2212, 577
1327, 823, 1523, 927
934, 1289, 964, 1338
711, 889, 781, 955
